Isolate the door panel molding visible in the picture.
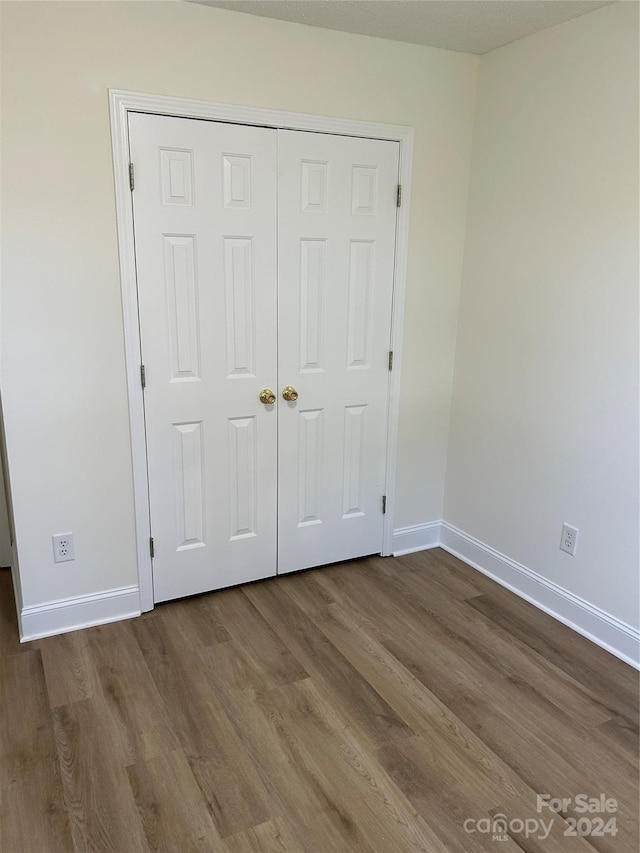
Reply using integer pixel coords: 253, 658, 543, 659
109, 89, 413, 612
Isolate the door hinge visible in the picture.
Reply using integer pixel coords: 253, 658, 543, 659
149, 537, 155, 559
140, 364, 146, 389
129, 163, 135, 191
382, 495, 387, 514
396, 184, 402, 208
388, 351, 394, 371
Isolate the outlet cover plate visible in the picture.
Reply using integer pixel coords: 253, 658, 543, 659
52, 533, 75, 563
559, 523, 579, 556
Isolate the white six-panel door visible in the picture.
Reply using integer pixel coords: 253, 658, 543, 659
277, 130, 399, 573
129, 114, 278, 602
129, 113, 399, 602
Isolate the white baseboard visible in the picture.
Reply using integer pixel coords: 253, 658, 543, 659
392, 522, 441, 556
17, 523, 640, 670
438, 522, 640, 670
20, 585, 141, 642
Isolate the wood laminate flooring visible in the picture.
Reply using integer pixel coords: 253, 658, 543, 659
1, 549, 638, 852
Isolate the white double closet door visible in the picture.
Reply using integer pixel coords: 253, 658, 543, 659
129, 113, 399, 603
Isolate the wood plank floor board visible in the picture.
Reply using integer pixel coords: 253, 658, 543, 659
52, 697, 150, 853
86, 621, 181, 765
2, 767, 72, 853
142, 593, 233, 650
1, 650, 58, 783
220, 818, 306, 853
192, 642, 383, 852
595, 715, 639, 767
201, 588, 309, 687
398, 549, 500, 599
268, 678, 447, 853
0, 649, 73, 853
126, 748, 223, 853
1, 550, 638, 852
244, 578, 414, 750
463, 585, 638, 724
131, 617, 272, 838
39, 630, 100, 709
375, 557, 621, 728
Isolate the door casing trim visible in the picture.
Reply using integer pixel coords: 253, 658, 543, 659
109, 89, 414, 611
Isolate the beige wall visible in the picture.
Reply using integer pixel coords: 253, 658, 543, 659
0, 1, 478, 607
445, 2, 639, 626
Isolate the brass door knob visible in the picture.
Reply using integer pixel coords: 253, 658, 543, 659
259, 388, 276, 405
282, 386, 299, 402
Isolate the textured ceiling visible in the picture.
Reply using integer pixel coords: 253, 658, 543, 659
190, 0, 614, 54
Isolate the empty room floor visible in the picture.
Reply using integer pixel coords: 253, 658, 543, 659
1, 548, 638, 852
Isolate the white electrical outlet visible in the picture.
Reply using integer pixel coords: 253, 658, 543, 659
52, 533, 75, 563
559, 523, 579, 556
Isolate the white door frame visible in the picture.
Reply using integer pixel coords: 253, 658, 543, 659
109, 89, 414, 612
